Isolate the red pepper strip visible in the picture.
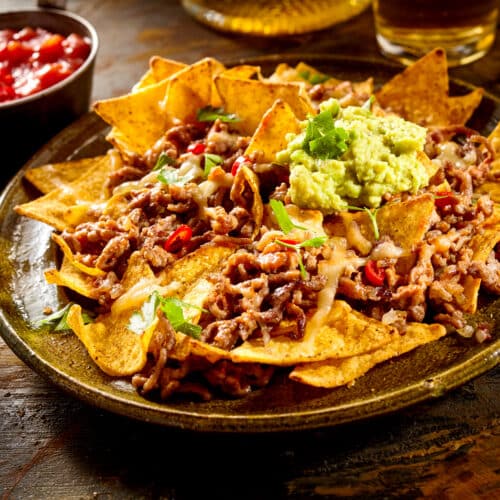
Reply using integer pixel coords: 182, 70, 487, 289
434, 191, 456, 210
279, 239, 299, 245
187, 143, 206, 154
364, 260, 385, 286
231, 155, 250, 176
164, 224, 192, 252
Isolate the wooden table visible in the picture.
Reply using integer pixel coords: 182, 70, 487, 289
1, 1, 499, 498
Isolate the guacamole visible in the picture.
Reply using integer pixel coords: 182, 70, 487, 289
276, 98, 429, 213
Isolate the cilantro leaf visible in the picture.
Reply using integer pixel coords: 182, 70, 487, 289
276, 236, 328, 279
302, 107, 350, 160
347, 205, 380, 240
128, 293, 205, 339
128, 291, 161, 334
298, 236, 328, 248
197, 106, 240, 123
298, 70, 330, 85
153, 152, 176, 170
159, 298, 203, 339
269, 199, 308, 234
37, 303, 94, 331
157, 167, 194, 186
204, 153, 223, 177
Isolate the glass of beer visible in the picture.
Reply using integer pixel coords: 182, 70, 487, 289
181, 0, 372, 36
373, 0, 499, 66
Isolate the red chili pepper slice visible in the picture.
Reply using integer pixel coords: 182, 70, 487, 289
231, 155, 250, 176
364, 260, 385, 286
164, 224, 192, 252
187, 143, 206, 155
279, 239, 299, 245
434, 191, 456, 210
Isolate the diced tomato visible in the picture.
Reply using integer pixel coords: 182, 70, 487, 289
36, 63, 72, 89
187, 143, 206, 155
364, 260, 385, 286
0, 81, 15, 102
231, 155, 250, 176
13, 27, 37, 42
434, 191, 457, 210
62, 33, 91, 60
5, 40, 32, 64
36, 34, 65, 63
0, 30, 15, 43
164, 225, 193, 252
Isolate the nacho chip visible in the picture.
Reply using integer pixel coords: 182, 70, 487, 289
447, 87, 484, 126
230, 300, 395, 366
221, 64, 262, 80
15, 154, 116, 231
328, 193, 436, 250
51, 233, 105, 277
376, 48, 483, 126
67, 304, 154, 376
161, 57, 225, 124
214, 75, 314, 135
245, 99, 301, 163
94, 79, 171, 155
133, 56, 187, 91
462, 224, 500, 313
45, 256, 98, 299
290, 322, 446, 388
25, 156, 105, 195
477, 121, 500, 202
230, 165, 263, 237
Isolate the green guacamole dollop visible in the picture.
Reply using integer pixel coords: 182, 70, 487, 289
276, 98, 429, 213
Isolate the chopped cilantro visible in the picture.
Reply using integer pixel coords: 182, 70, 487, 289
157, 167, 194, 186
347, 205, 380, 240
276, 236, 328, 279
153, 152, 176, 170
298, 70, 330, 85
128, 292, 206, 340
302, 107, 351, 160
203, 153, 223, 177
269, 199, 308, 234
197, 106, 240, 123
37, 303, 94, 331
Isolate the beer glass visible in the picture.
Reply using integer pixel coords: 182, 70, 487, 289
373, 0, 499, 66
181, 0, 372, 36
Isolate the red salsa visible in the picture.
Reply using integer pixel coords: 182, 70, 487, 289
0, 27, 91, 103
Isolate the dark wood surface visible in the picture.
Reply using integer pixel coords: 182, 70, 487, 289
1, 1, 499, 498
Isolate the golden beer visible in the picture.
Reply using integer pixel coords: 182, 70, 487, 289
373, 0, 499, 66
181, 0, 372, 36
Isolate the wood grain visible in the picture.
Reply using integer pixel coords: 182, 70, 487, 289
1, 1, 499, 498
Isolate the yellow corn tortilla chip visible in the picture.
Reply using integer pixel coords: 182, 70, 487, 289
329, 193, 436, 250
133, 56, 187, 91
161, 57, 225, 124
15, 154, 116, 231
25, 156, 105, 195
67, 304, 155, 376
290, 322, 446, 388
376, 48, 449, 126
45, 256, 99, 300
221, 64, 262, 80
477, 121, 500, 202
447, 87, 483, 126
245, 99, 301, 163
462, 223, 500, 313
214, 75, 314, 135
230, 300, 395, 366
94, 80, 170, 156
52, 233, 105, 277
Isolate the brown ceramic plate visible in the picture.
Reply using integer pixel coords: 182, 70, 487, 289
0, 56, 499, 432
